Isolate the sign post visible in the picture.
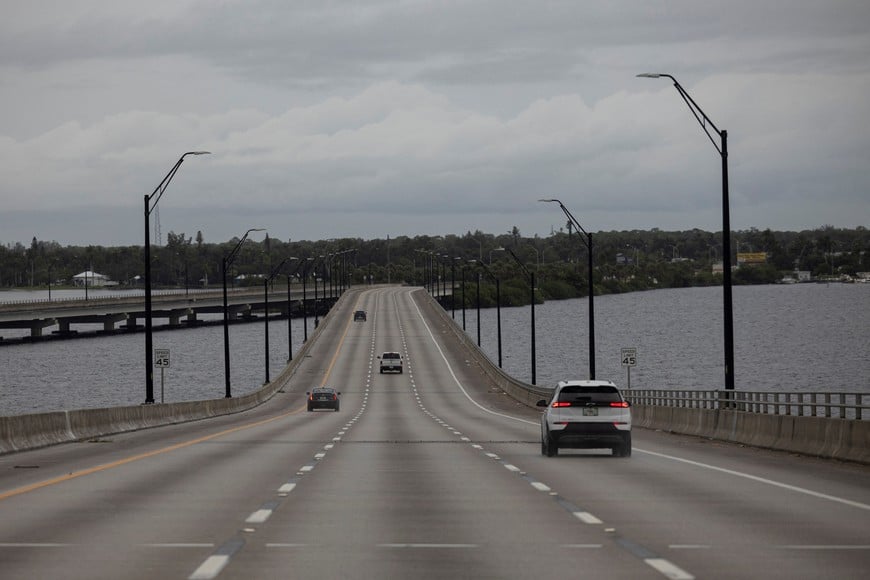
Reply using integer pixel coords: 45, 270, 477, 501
154, 348, 170, 403
620, 347, 637, 389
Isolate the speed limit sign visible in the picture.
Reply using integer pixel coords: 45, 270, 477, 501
621, 347, 637, 389
154, 348, 170, 368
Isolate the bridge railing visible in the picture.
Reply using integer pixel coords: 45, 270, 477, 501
627, 389, 867, 420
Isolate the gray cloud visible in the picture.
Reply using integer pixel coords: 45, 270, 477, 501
1, 1, 868, 246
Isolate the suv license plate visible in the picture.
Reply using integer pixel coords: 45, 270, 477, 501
582, 408, 598, 416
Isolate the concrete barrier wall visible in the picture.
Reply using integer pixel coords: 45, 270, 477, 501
0, 288, 350, 455
630, 403, 870, 464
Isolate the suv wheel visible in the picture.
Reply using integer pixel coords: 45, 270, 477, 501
613, 433, 632, 457
544, 432, 557, 457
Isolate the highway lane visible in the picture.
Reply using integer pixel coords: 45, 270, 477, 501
0, 286, 868, 579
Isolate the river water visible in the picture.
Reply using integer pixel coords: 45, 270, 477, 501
1, 284, 868, 416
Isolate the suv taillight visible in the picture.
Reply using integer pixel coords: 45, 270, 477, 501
551, 401, 571, 408
609, 401, 629, 408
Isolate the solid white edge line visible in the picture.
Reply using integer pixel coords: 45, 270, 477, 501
777, 545, 870, 550
637, 448, 870, 511
188, 555, 230, 580
645, 557, 695, 580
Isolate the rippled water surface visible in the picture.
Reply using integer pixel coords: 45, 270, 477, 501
1, 284, 868, 416
457, 283, 869, 392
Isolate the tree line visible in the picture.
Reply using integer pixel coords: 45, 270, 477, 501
1, 225, 867, 307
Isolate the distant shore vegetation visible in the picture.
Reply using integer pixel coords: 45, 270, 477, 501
2, 226, 867, 307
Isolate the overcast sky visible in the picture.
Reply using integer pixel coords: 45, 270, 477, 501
2, 1, 868, 247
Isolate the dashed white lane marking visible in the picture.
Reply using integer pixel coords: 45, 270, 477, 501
378, 543, 478, 549
0, 543, 72, 547
530, 482, 551, 492
189, 555, 230, 579
645, 558, 695, 580
503, 464, 520, 472
314, 453, 326, 459
299, 465, 314, 472
245, 509, 272, 524
142, 543, 215, 548
278, 483, 296, 493
573, 512, 603, 524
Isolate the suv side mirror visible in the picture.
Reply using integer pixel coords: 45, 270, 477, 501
535, 399, 548, 408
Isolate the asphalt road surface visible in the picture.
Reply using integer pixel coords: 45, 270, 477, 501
1, 287, 868, 579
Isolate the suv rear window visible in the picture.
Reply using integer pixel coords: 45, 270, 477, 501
383, 353, 400, 359
557, 386, 622, 404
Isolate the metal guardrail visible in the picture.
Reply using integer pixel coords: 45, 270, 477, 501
627, 389, 866, 421
0, 287, 255, 307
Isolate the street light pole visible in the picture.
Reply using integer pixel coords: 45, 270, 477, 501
263, 256, 295, 384
506, 248, 536, 385
222, 228, 264, 398
539, 199, 596, 380
478, 261, 502, 367
461, 263, 467, 331
476, 269, 481, 346
144, 151, 210, 404
451, 257, 456, 318
637, 72, 734, 390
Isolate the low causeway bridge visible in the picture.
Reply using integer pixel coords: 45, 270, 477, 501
0, 286, 336, 341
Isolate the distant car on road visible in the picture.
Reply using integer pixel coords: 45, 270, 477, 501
536, 380, 631, 457
307, 387, 341, 412
378, 352, 403, 374
353, 310, 367, 322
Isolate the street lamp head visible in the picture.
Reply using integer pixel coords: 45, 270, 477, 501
185, 151, 212, 156
537, 198, 559, 203
637, 72, 677, 84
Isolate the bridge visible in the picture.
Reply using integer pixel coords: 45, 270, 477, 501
0, 285, 338, 341
0, 286, 868, 579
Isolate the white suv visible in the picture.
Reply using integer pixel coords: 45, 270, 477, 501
536, 380, 632, 457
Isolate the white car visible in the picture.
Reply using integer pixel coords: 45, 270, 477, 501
536, 380, 632, 457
